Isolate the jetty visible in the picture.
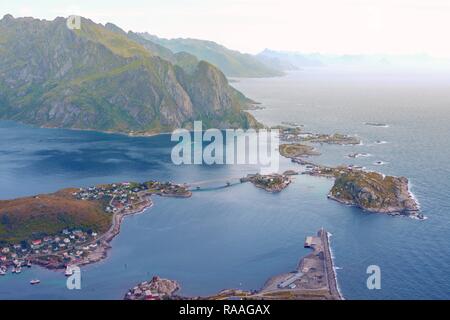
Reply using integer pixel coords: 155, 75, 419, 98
255, 228, 342, 300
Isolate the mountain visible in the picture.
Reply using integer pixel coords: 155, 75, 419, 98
256, 49, 300, 71
0, 15, 259, 135
140, 33, 284, 78
256, 49, 450, 71
256, 49, 324, 70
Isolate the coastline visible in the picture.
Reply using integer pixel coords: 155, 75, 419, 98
30, 193, 155, 270
65, 189, 194, 269
39, 124, 172, 138
0, 119, 173, 138
327, 193, 424, 220
123, 229, 343, 300
325, 231, 344, 300
79, 195, 154, 267
4, 183, 194, 272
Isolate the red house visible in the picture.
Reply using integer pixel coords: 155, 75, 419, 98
31, 239, 42, 246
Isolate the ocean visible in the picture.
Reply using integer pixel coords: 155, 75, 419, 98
0, 67, 449, 299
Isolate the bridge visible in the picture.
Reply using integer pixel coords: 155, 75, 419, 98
186, 176, 245, 191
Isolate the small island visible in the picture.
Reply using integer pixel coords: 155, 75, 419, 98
277, 140, 423, 219
302, 162, 422, 219
364, 122, 388, 127
241, 173, 291, 193
124, 276, 180, 300
328, 171, 422, 218
347, 152, 371, 158
279, 143, 320, 158
277, 126, 360, 145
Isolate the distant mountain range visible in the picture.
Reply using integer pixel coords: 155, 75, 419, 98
0, 15, 261, 134
256, 49, 450, 70
140, 33, 284, 78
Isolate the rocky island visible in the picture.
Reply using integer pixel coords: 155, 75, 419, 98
364, 122, 388, 127
277, 132, 422, 219
241, 173, 292, 193
328, 171, 422, 218
277, 126, 360, 145
296, 160, 422, 219
124, 276, 180, 300
279, 143, 320, 158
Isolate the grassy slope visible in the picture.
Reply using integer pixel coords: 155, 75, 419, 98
0, 189, 111, 243
330, 171, 400, 208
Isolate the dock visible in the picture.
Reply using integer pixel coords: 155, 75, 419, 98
256, 228, 342, 300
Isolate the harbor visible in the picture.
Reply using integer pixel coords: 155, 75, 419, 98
123, 228, 342, 300
256, 228, 342, 300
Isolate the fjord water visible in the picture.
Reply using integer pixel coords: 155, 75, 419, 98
1, 67, 449, 299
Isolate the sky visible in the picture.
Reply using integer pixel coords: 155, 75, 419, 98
3, 0, 450, 57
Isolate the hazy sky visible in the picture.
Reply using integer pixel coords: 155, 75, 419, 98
3, 0, 450, 56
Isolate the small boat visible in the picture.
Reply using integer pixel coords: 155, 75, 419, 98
30, 279, 41, 285
65, 266, 73, 276
12, 266, 21, 274
0, 268, 6, 276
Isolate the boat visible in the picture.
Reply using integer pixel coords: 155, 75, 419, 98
12, 266, 21, 274
30, 279, 40, 285
0, 267, 6, 276
65, 266, 73, 276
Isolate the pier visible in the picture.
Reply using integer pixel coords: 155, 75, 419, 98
256, 228, 342, 300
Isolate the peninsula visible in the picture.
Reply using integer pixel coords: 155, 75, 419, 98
0, 180, 191, 272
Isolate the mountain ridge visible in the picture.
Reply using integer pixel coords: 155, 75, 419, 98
0, 15, 260, 135
140, 33, 284, 78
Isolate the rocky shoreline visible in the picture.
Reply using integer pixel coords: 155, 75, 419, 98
279, 138, 423, 219
0, 181, 192, 273
124, 276, 181, 300
328, 171, 423, 219
241, 173, 292, 193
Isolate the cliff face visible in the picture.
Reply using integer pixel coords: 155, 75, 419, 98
328, 171, 422, 218
0, 15, 258, 134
